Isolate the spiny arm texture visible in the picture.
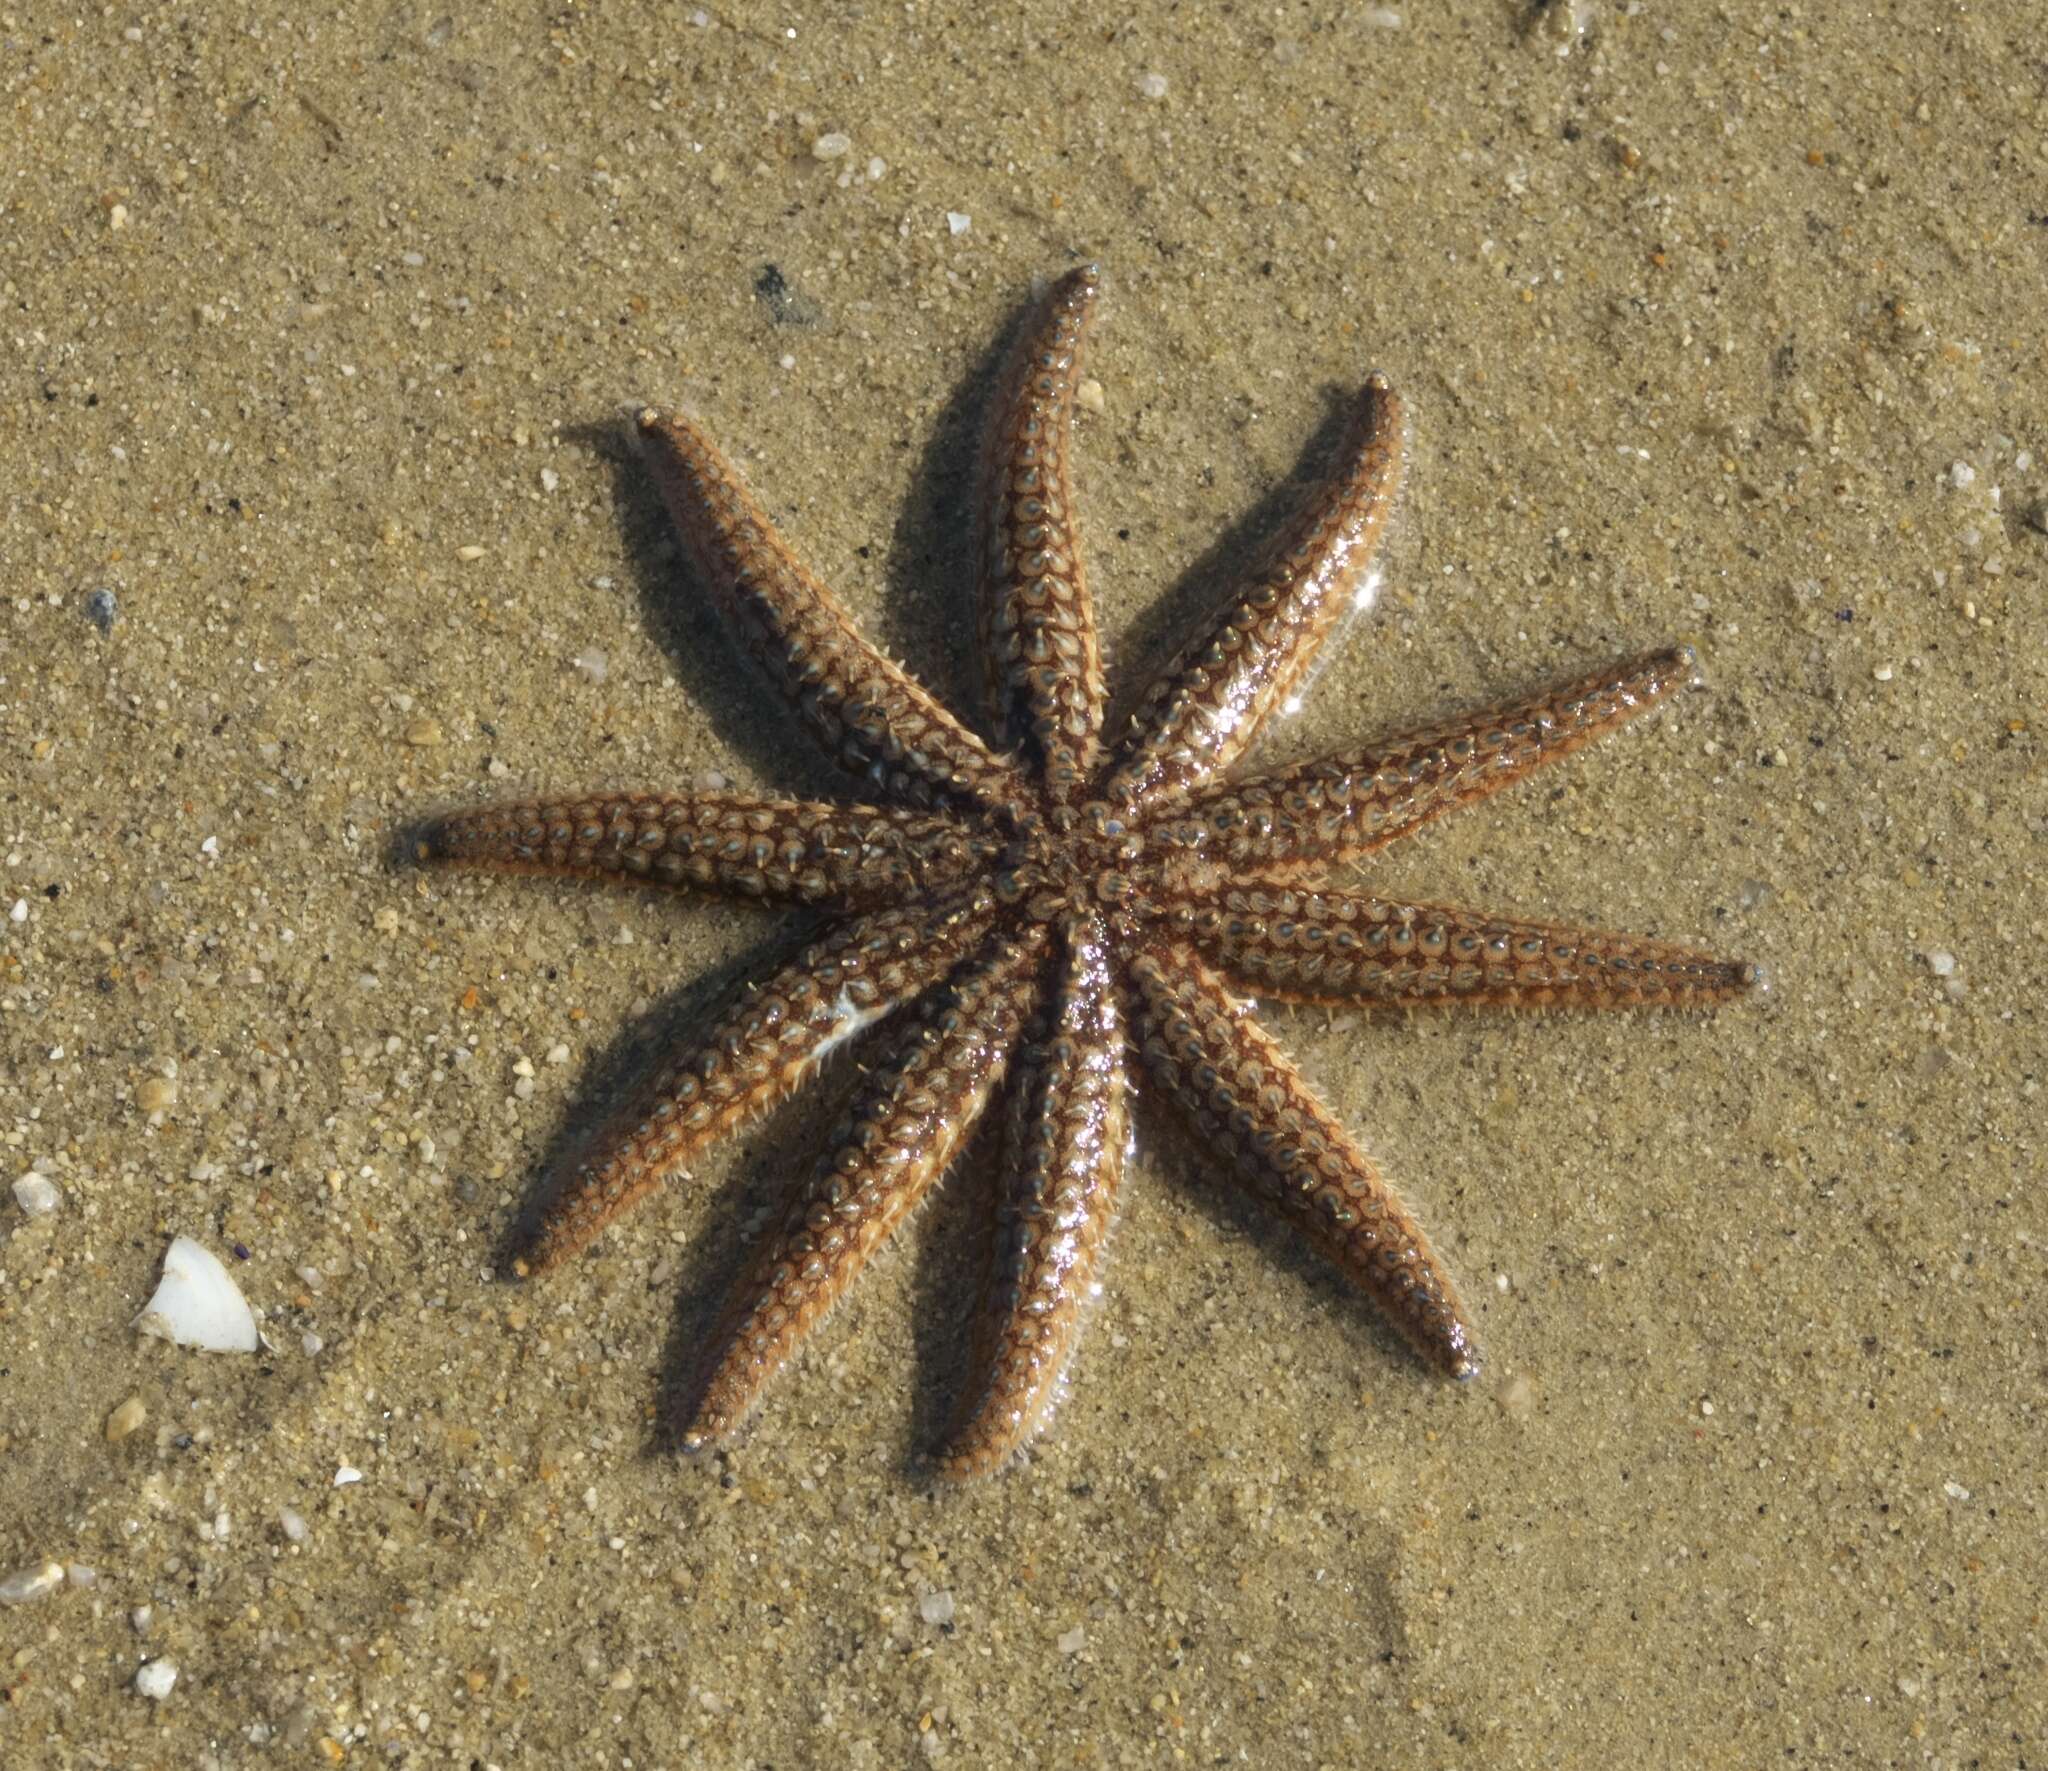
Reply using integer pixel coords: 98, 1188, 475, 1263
411, 265, 1756, 1474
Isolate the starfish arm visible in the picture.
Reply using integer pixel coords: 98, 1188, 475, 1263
1098, 377, 1405, 811
1147, 885, 1759, 1011
413, 790, 998, 911
940, 914, 1129, 1479
636, 408, 1031, 821
978, 265, 1109, 801
514, 891, 1000, 1275
1127, 944, 1480, 1380
681, 925, 1049, 1451
1147, 649, 1695, 874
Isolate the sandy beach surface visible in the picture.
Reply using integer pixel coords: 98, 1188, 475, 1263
2, 2, 2042, 1765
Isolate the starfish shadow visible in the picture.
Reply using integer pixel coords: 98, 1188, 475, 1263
899, 1108, 1011, 1478
637, 1042, 889, 1464
605, 1038, 1022, 1474
1135, 1085, 1471, 1388
631, 1032, 1019, 1474
557, 418, 848, 800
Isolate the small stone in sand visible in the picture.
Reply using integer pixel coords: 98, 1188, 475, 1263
13, 1172, 61, 1217
106, 1396, 148, 1441
134, 1659, 178, 1700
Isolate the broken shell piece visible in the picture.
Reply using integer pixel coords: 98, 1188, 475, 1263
0, 1561, 65, 1606
135, 1236, 259, 1353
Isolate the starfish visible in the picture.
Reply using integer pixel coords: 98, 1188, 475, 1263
413, 266, 1756, 1476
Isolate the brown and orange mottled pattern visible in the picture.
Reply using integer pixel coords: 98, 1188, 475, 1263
1099, 373, 1406, 812
1127, 947, 1478, 1379
683, 928, 1048, 1450
410, 266, 1756, 1474
944, 914, 1129, 1479
418, 791, 998, 909
636, 406, 1031, 823
978, 263, 1108, 803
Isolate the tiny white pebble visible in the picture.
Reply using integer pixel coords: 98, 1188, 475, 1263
0, 1561, 65, 1606
811, 131, 852, 160
1075, 378, 1105, 415
1700, 1399, 1715, 1417
131, 1605, 153, 1633
110, 203, 130, 229
8, 899, 25, 923
1943, 1479, 1970, 1501
919, 1590, 956, 1627
280, 1507, 309, 1543
66, 1563, 96, 1588
779, 352, 797, 371
866, 156, 887, 181
571, 648, 609, 685
512, 1055, 536, 1078
540, 467, 560, 493
199, 835, 219, 856
456, 544, 486, 561
1949, 461, 1975, 489
946, 211, 972, 236
334, 1465, 363, 1487
1136, 72, 1168, 100
1927, 950, 1956, 977
13, 1173, 61, 1217
546, 1042, 571, 1066
134, 1659, 177, 1701
301, 1330, 324, 1356
1872, 664, 1893, 682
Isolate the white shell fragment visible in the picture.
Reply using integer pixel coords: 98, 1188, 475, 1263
134, 1658, 178, 1700
135, 1236, 259, 1353
0, 1560, 65, 1606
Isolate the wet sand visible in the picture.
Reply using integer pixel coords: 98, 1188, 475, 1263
2, 3, 2042, 1764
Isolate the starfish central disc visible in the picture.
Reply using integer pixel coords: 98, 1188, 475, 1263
993, 803, 1148, 923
